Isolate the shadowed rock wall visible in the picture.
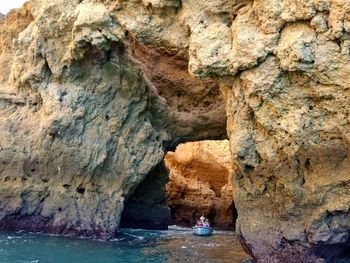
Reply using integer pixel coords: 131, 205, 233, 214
120, 163, 171, 230
1, 0, 350, 262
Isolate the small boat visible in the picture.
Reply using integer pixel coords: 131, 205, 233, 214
192, 226, 213, 236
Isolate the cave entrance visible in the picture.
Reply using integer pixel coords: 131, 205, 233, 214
165, 140, 236, 230
120, 140, 237, 230
119, 164, 171, 230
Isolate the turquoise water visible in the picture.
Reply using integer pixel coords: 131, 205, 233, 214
0, 227, 252, 263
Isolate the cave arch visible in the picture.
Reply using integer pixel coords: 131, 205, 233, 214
120, 140, 237, 231
119, 37, 236, 231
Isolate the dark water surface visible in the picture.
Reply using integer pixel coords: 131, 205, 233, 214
0, 226, 253, 263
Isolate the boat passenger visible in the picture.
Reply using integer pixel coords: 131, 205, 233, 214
196, 220, 203, 227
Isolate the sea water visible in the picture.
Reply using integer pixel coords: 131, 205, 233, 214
0, 226, 253, 263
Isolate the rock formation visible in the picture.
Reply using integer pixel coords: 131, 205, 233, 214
0, 1, 225, 239
0, 0, 350, 262
165, 140, 236, 229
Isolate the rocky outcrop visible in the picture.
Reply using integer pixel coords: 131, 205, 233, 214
164, 140, 236, 229
0, 1, 225, 239
0, 40, 165, 239
0, 3, 33, 84
219, 3, 350, 262
0, 0, 350, 262
123, 38, 227, 149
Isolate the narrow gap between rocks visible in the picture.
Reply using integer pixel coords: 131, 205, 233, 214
119, 140, 237, 231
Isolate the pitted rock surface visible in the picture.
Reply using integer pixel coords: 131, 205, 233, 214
1, 0, 350, 262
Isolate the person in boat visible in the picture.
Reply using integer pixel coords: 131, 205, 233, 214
203, 219, 210, 227
200, 214, 205, 223
196, 219, 203, 227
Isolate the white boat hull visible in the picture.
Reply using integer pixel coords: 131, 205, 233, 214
192, 226, 213, 236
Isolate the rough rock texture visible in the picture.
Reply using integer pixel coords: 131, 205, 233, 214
0, 1, 226, 239
219, 4, 350, 262
0, 3, 34, 84
0, 40, 165, 239
1, 0, 350, 262
123, 38, 227, 149
164, 140, 236, 230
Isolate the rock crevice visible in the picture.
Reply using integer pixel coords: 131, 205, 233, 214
1, 0, 350, 262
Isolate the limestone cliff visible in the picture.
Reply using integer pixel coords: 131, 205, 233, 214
165, 140, 235, 229
0, 1, 225, 239
0, 0, 350, 262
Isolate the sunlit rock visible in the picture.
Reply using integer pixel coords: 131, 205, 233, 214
0, 0, 350, 262
164, 140, 235, 229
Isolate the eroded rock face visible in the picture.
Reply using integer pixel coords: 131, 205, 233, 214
123, 38, 227, 148
0, 1, 225, 239
0, 41, 164, 239
164, 140, 235, 229
220, 8, 350, 263
1, 0, 350, 262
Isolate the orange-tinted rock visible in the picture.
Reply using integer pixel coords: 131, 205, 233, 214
164, 140, 236, 229
1, 0, 350, 261
0, 3, 33, 84
0, 1, 227, 239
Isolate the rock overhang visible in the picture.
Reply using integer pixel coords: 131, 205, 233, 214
0, 0, 350, 262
